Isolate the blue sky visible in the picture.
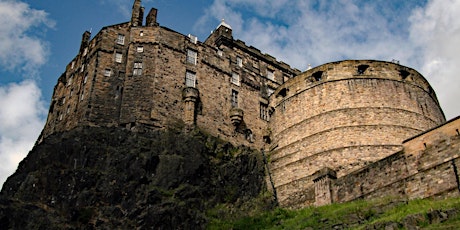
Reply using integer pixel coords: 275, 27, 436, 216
1, 0, 459, 188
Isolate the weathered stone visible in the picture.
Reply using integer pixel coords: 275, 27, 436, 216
5, 0, 460, 220
0, 126, 267, 228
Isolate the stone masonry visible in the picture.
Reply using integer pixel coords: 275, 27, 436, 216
39, 0, 458, 209
268, 60, 445, 207
40, 0, 298, 151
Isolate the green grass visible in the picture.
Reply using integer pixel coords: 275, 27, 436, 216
207, 196, 460, 229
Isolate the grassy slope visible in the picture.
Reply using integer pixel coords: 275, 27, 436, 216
207, 196, 460, 229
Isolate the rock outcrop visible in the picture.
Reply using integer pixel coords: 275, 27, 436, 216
0, 126, 269, 229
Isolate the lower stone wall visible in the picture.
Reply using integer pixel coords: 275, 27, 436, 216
313, 116, 460, 206
333, 151, 409, 203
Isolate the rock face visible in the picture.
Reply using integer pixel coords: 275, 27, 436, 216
0, 126, 268, 229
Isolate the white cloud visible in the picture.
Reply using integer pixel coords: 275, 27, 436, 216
0, 0, 51, 188
197, 0, 418, 68
409, 0, 460, 119
198, 0, 459, 119
0, 80, 46, 189
0, 0, 54, 76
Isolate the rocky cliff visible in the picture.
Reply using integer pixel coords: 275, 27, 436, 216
0, 125, 270, 229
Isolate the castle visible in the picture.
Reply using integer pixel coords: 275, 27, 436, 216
41, 0, 460, 208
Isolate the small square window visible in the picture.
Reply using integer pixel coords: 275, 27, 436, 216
237, 57, 243, 67
140, 31, 144, 36
231, 90, 238, 108
217, 49, 223, 57
185, 71, 196, 87
115, 52, 122, 63
267, 87, 274, 97
186, 49, 197, 65
267, 69, 275, 81
260, 103, 269, 121
117, 34, 125, 45
188, 34, 198, 44
137, 46, 144, 53
231, 73, 240, 86
104, 69, 112, 77
133, 62, 143, 76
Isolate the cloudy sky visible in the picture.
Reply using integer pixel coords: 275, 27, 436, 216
0, 0, 459, 188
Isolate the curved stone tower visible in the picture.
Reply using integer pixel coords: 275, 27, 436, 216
268, 60, 445, 207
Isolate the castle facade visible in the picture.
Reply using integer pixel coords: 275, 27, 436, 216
41, 0, 460, 208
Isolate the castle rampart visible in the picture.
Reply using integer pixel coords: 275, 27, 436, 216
268, 60, 445, 207
327, 116, 460, 205
39, 0, 458, 210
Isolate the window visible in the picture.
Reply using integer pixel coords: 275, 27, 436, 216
231, 73, 240, 86
186, 49, 197, 65
313, 71, 323, 81
185, 71, 196, 87
84, 75, 88, 84
236, 56, 243, 67
260, 103, 269, 121
104, 69, 112, 77
267, 69, 275, 81
66, 105, 70, 114
83, 48, 88, 56
140, 31, 144, 36
217, 49, 223, 57
71, 61, 75, 69
231, 90, 238, 108
115, 52, 122, 63
80, 64, 85, 73
133, 62, 143, 76
117, 34, 125, 45
399, 70, 410, 80
245, 129, 254, 143
80, 90, 85, 101
188, 34, 198, 44
357, 65, 369, 75
67, 76, 73, 86
267, 87, 274, 97
137, 46, 144, 53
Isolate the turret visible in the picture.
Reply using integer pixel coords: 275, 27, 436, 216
215, 19, 232, 38
204, 19, 233, 46
131, 0, 144, 27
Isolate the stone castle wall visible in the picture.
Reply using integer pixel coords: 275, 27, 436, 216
40, 4, 299, 150
324, 116, 460, 205
268, 60, 445, 207
39, 0, 456, 210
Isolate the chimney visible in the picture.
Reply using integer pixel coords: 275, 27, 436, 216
131, 0, 143, 26
146, 8, 158, 27
79, 31, 91, 53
